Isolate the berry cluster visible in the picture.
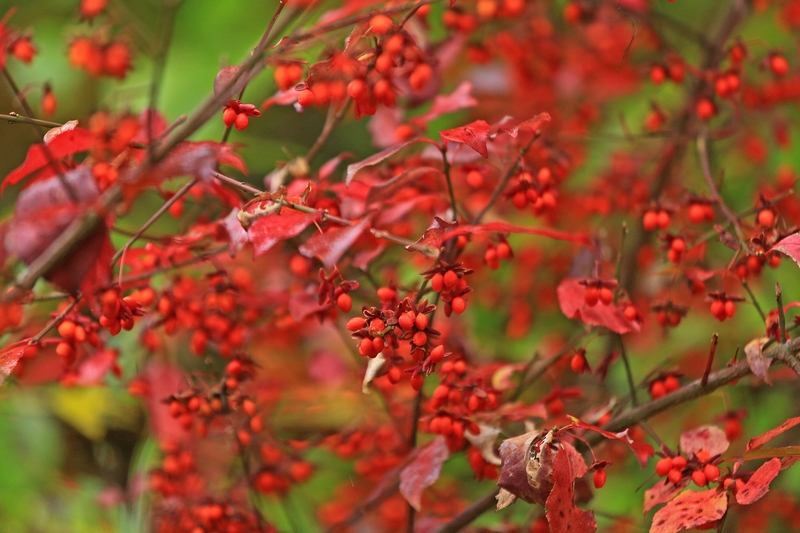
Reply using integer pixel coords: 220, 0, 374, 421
422, 262, 473, 316
68, 35, 132, 79
504, 168, 558, 215
707, 292, 744, 322
222, 100, 261, 131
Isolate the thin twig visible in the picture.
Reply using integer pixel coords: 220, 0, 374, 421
0, 112, 61, 128
741, 279, 766, 322
701, 333, 718, 387
472, 136, 537, 225
776, 283, 786, 344
617, 336, 639, 406
306, 100, 351, 163
29, 294, 82, 344
112, 178, 198, 266
440, 146, 458, 221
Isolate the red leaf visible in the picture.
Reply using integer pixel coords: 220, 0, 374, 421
680, 426, 730, 458
0, 342, 26, 385
545, 445, 597, 533
366, 166, 444, 205
247, 208, 316, 258
5, 167, 112, 293
76, 349, 117, 386
557, 278, 641, 334
437, 222, 592, 248
744, 337, 772, 386
214, 65, 241, 96
123, 141, 247, 193
489, 113, 552, 139
408, 216, 457, 254
736, 458, 781, 505
650, 490, 727, 533
318, 152, 353, 181
3, 126, 94, 192
497, 430, 554, 506
439, 120, 491, 158
400, 436, 449, 511
644, 479, 691, 513
141, 361, 191, 444
220, 208, 250, 256
132, 109, 168, 144
569, 418, 654, 468
289, 292, 330, 322
747, 416, 800, 451
770, 233, 800, 268
299, 218, 371, 268
345, 138, 438, 186
413, 81, 477, 126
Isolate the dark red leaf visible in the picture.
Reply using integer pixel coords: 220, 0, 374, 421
736, 458, 781, 505
289, 292, 330, 322
497, 430, 554, 506
439, 120, 491, 158
400, 435, 449, 511
744, 337, 772, 386
366, 166, 444, 205
770, 233, 800, 268
3, 125, 94, 192
345, 138, 438, 186
141, 361, 191, 444
557, 278, 640, 334
545, 445, 597, 533
5, 167, 112, 294
299, 217, 371, 268
247, 208, 316, 258
408, 216, 457, 255
353, 243, 386, 270
650, 490, 727, 533
318, 152, 353, 181
437, 222, 592, 248
680, 426, 730, 458
747, 416, 800, 452
644, 479, 691, 513
220, 208, 250, 256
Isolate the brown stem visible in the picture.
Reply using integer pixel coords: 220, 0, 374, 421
0, 112, 61, 128
701, 333, 718, 387
777, 283, 787, 344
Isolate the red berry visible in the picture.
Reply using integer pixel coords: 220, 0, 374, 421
443, 270, 459, 288
570, 354, 585, 374
387, 366, 402, 384
297, 89, 315, 107
431, 273, 444, 292
336, 293, 353, 313
643, 210, 659, 231
234, 113, 249, 130
657, 210, 671, 229
704, 464, 720, 482
650, 380, 666, 399
671, 456, 688, 469
593, 469, 607, 489
688, 203, 706, 224
624, 305, 637, 321
584, 286, 599, 307
725, 418, 742, 441
724, 300, 736, 319
710, 300, 726, 321
347, 78, 367, 100
757, 209, 775, 227
369, 14, 394, 35
670, 237, 686, 253
770, 54, 789, 77
415, 313, 429, 331
692, 469, 707, 487
695, 450, 711, 463
599, 287, 614, 306
664, 374, 680, 393
398, 312, 415, 331
410, 372, 424, 391
668, 468, 683, 484
346, 317, 366, 331
466, 170, 484, 188
547, 398, 565, 417
451, 296, 467, 315
227, 359, 243, 376
656, 457, 673, 477
650, 65, 666, 85
696, 98, 716, 121
223, 107, 237, 127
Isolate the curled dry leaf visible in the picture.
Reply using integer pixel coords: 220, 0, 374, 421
464, 423, 502, 466
744, 337, 772, 386
362, 352, 385, 394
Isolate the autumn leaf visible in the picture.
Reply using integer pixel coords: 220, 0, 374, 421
400, 436, 449, 511
568, 417, 654, 468
345, 138, 438, 186
744, 337, 772, 386
557, 278, 640, 335
299, 217, 371, 268
412, 81, 477, 125
746, 416, 800, 451
649, 490, 727, 533
489, 113, 552, 139
770, 233, 800, 269
437, 221, 592, 248
2, 124, 93, 192
679, 425, 730, 458
736, 458, 782, 505
365, 166, 444, 205
644, 479, 691, 513
545, 445, 597, 533
246, 208, 317, 258
0, 342, 26, 385
439, 119, 491, 158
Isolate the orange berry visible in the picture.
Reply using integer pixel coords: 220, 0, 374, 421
656, 457, 673, 477
692, 469, 707, 487
297, 89, 315, 107
599, 287, 614, 306
688, 203, 707, 224
704, 464, 720, 482
724, 300, 736, 319
570, 354, 585, 374
451, 296, 466, 315
234, 113, 249, 130
650, 380, 666, 399
58, 320, 76, 341
584, 286, 599, 307
80, 0, 108, 19
671, 456, 688, 469
664, 374, 680, 393
770, 54, 789, 77
657, 210, 671, 229
757, 209, 775, 227
667, 468, 683, 484
369, 14, 394, 35
410, 372, 424, 391
336, 293, 353, 313
642, 210, 659, 231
